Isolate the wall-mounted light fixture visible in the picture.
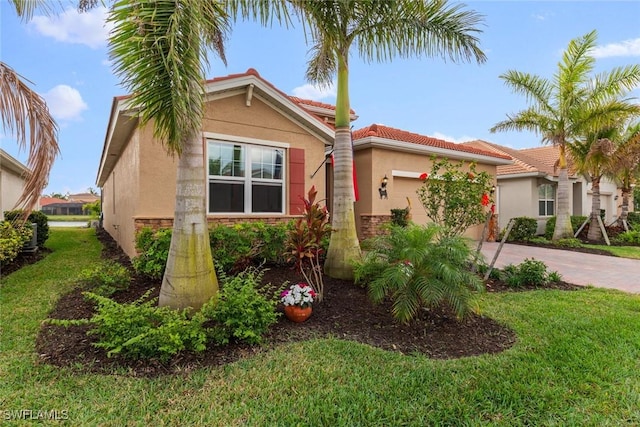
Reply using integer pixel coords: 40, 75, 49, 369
490, 185, 496, 194
378, 175, 388, 199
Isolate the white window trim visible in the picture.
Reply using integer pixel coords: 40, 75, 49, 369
206, 137, 287, 215
538, 183, 555, 217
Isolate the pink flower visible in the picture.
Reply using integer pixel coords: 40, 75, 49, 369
419, 173, 428, 181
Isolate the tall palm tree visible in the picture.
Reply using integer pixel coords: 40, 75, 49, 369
108, 0, 231, 310
491, 30, 640, 241
291, 0, 486, 279
1, 1, 60, 218
610, 121, 640, 228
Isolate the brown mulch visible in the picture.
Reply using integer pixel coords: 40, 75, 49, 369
30, 229, 582, 377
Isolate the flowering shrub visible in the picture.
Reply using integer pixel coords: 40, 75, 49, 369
280, 283, 316, 308
416, 157, 494, 238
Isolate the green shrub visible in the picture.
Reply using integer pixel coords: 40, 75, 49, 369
555, 238, 582, 248
132, 228, 172, 279
209, 223, 258, 273
4, 209, 49, 247
354, 224, 483, 324
390, 208, 410, 227
544, 215, 588, 239
627, 212, 640, 227
77, 261, 131, 296
500, 258, 560, 287
612, 230, 640, 245
198, 267, 279, 345
81, 290, 207, 361
0, 221, 33, 265
507, 217, 537, 241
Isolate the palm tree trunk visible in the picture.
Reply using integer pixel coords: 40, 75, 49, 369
618, 186, 630, 227
159, 130, 218, 310
324, 54, 361, 279
587, 176, 603, 241
552, 157, 573, 240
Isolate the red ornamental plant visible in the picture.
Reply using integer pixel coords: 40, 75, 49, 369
419, 172, 428, 181
285, 186, 331, 302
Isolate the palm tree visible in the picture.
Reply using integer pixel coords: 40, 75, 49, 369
491, 30, 640, 241
1, 1, 60, 218
108, 0, 232, 310
291, 0, 486, 279
569, 130, 617, 241
610, 121, 640, 228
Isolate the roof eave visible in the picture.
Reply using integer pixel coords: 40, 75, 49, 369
353, 137, 513, 165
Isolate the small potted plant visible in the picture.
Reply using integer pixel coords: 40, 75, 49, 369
280, 283, 316, 322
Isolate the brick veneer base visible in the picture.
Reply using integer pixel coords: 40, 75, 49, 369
360, 214, 392, 240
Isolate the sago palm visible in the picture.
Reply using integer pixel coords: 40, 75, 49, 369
1, 1, 60, 218
354, 224, 483, 324
291, 0, 486, 279
491, 30, 640, 241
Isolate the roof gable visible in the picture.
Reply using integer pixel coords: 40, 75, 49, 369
97, 69, 336, 186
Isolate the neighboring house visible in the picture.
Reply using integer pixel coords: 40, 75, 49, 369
0, 149, 30, 221
40, 193, 100, 216
464, 140, 621, 234
96, 69, 512, 258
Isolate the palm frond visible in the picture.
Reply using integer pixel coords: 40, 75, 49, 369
9, 0, 57, 21
305, 40, 337, 87
0, 62, 60, 216
108, 0, 229, 154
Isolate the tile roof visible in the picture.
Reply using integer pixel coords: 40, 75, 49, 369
40, 197, 69, 206
352, 124, 512, 161
462, 140, 575, 177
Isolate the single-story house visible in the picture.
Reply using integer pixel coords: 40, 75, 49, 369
464, 140, 623, 234
40, 193, 100, 216
96, 69, 512, 258
0, 149, 30, 220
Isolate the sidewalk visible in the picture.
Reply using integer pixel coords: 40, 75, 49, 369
479, 242, 640, 293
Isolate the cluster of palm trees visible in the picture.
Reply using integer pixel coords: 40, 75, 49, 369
491, 30, 640, 242
3, 2, 639, 312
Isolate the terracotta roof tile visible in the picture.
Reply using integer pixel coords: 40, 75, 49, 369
463, 140, 576, 177
40, 197, 69, 206
353, 124, 512, 160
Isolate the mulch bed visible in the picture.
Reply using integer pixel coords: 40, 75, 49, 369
29, 229, 582, 377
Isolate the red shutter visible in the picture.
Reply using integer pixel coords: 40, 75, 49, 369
289, 148, 305, 215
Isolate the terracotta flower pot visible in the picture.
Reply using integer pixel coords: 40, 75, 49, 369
284, 305, 312, 323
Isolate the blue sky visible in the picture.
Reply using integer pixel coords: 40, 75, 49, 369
1, 1, 639, 195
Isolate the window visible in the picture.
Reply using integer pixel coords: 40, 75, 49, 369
208, 140, 285, 213
538, 184, 555, 216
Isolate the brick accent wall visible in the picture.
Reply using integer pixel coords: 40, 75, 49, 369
360, 214, 392, 240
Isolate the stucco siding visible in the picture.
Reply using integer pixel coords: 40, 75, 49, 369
354, 147, 497, 240
496, 178, 535, 231
0, 169, 26, 220
101, 130, 141, 258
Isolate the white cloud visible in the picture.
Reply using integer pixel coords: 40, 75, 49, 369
591, 38, 640, 58
431, 132, 476, 144
30, 7, 112, 49
42, 85, 88, 121
292, 82, 337, 100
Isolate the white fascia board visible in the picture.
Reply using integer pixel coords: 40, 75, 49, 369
497, 172, 544, 180
96, 97, 138, 186
353, 137, 512, 165
391, 170, 422, 179
0, 149, 30, 176
298, 103, 359, 121
203, 132, 290, 149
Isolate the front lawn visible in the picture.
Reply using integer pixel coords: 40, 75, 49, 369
1, 228, 639, 425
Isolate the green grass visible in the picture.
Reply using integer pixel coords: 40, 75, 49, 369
47, 215, 93, 222
2, 228, 640, 425
586, 244, 640, 259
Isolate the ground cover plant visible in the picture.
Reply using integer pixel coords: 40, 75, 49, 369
3, 228, 640, 425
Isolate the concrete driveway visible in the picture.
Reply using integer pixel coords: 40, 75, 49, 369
479, 242, 640, 293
